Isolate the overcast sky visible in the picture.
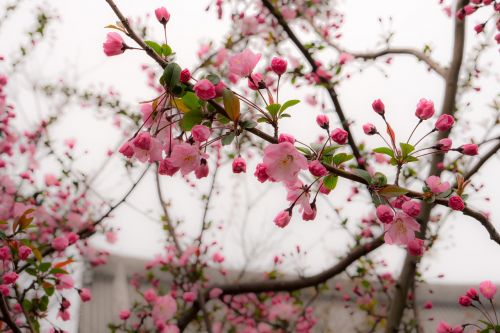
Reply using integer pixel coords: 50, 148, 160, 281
1, 0, 499, 285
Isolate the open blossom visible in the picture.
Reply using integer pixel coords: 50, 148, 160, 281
426, 175, 450, 194
159, 158, 180, 176
435, 114, 454, 131
262, 142, 307, 183
415, 98, 435, 120
152, 295, 177, 323
103, 32, 125, 56
384, 212, 420, 245
436, 321, 464, 333
372, 99, 385, 114
479, 280, 497, 299
228, 49, 261, 77
193, 79, 216, 100
448, 196, 465, 211
330, 128, 348, 145
191, 125, 210, 142
376, 205, 394, 224
274, 210, 291, 228
271, 56, 287, 75
154, 7, 170, 24
232, 157, 246, 173
169, 143, 201, 176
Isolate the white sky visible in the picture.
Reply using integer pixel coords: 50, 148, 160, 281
1, 0, 499, 285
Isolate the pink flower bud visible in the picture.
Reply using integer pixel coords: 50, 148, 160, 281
119, 141, 134, 158
194, 79, 216, 100
372, 99, 385, 115
191, 125, 211, 142
458, 295, 472, 306
52, 236, 69, 252
330, 128, 348, 145
308, 160, 328, 177
209, 288, 223, 299
79, 288, 92, 302
392, 196, 410, 209
159, 158, 179, 176
316, 114, 329, 129
0, 247, 11, 261
448, 196, 465, 211
278, 133, 295, 144
248, 72, 266, 90
466, 288, 479, 300
274, 210, 291, 228
415, 98, 435, 120
195, 159, 209, 179
103, 32, 125, 57
458, 144, 478, 156
436, 138, 452, 152
254, 163, 269, 183
180, 68, 191, 83
376, 205, 395, 224
133, 132, 152, 150
119, 310, 131, 320
479, 280, 497, 299
144, 289, 157, 303
362, 123, 377, 135
435, 114, 454, 131
302, 206, 317, 221
474, 23, 485, 33
402, 200, 421, 217
463, 5, 476, 15
424, 301, 433, 309
232, 157, 247, 173
2, 272, 18, 285
154, 7, 170, 24
407, 238, 424, 256
18, 246, 32, 260
271, 57, 287, 75
183, 291, 196, 303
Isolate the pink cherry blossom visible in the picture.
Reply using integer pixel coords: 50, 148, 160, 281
103, 32, 125, 57
402, 200, 421, 217
191, 125, 211, 142
169, 143, 201, 176
193, 79, 216, 100
479, 280, 496, 299
448, 196, 465, 211
232, 157, 246, 173
436, 321, 463, 333
458, 144, 478, 156
376, 205, 394, 224
363, 123, 377, 135
372, 99, 385, 115
415, 98, 435, 120
152, 295, 177, 323
407, 238, 424, 256
271, 57, 287, 75
330, 128, 348, 145
119, 310, 131, 320
228, 49, 261, 77
79, 288, 92, 302
278, 133, 295, 144
436, 138, 452, 152
52, 236, 69, 252
274, 210, 291, 228
435, 114, 454, 131
2, 272, 18, 284
254, 163, 269, 183
308, 160, 327, 177
180, 68, 191, 83
426, 176, 450, 194
384, 212, 420, 245
316, 115, 329, 129
263, 142, 307, 183
155, 7, 170, 24
458, 295, 472, 306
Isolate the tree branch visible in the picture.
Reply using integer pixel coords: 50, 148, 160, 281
260, 0, 365, 169
0, 294, 21, 333
178, 236, 385, 330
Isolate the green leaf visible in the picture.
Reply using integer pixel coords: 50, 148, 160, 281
162, 44, 172, 56
221, 133, 235, 146
352, 168, 372, 184
332, 153, 353, 166
399, 142, 415, 157
256, 117, 269, 123
144, 40, 162, 55
160, 62, 182, 89
22, 299, 32, 312
180, 110, 203, 131
279, 99, 300, 114
323, 175, 338, 190
266, 103, 281, 117
49, 268, 68, 275
322, 145, 340, 156
240, 120, 257, 129
372, 172, 387, 186
404, 155, 419, 163
39, 262, 51, 273
40, 295, 49, 311
44, 285, 55, 296
296, 147, 312, 156
378, 185, 409, 198
373, 147, 394, 158
206, 74, 220, 85
181, 92, 201, 111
